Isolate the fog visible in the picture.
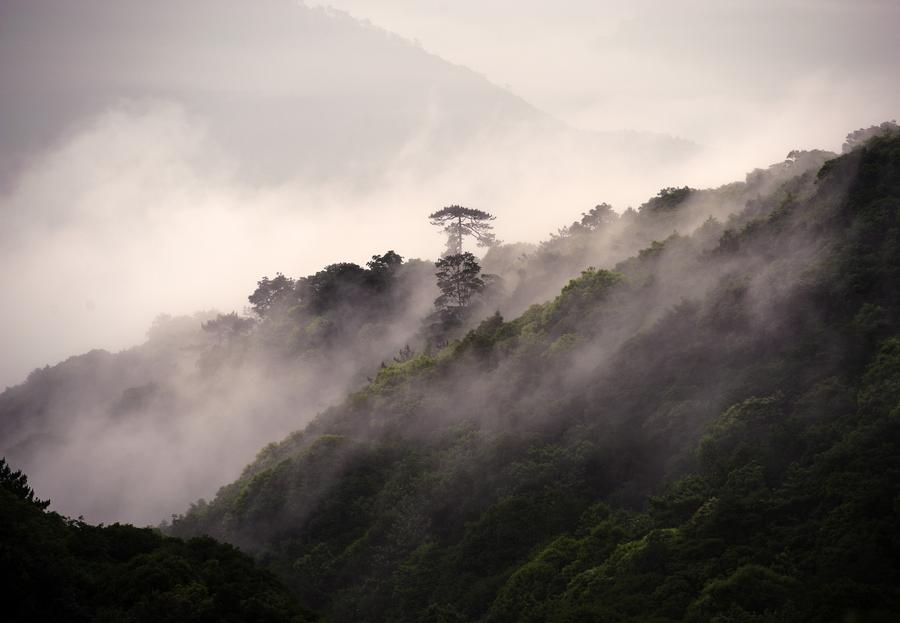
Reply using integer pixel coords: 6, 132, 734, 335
168, 135, 866, 561
323, 0, 900, 151
3, 0, 896, 388
0, 0, 897, 524
0, 99, 695, 390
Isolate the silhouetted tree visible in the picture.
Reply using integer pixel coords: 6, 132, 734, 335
429, 205, 498, 255
248, 273, 296, 318
0, 458, 49, 509
561, 202, 618, 236
366, 250, 404, 291
435, 252, 485, 315
300, 263, 369, 313
579, 203, 617, 230
367, 250, 403, 272
639, 187, 694, 215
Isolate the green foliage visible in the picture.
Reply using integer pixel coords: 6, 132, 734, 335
434, 252, 485, 312
639, 186, 695, 215
249, 273, 297, 318
688, 564, 797, 620
162, 132, 900, 622
0, 462, 309, 622
543, 267, 621, 332
858, 336, 900, 416
429, 252, 490, 343
367, 354, 437, 395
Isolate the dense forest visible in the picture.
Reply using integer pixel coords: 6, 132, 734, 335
4, 122, 900, 620
0, 458, 311, 622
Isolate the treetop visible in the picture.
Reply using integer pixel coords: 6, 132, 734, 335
428, 205, 496, 223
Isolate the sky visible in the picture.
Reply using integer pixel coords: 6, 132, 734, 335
322, 0, 900, 148
0, 0, 898, 388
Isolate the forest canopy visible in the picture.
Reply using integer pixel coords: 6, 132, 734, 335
4, 124, 900, 622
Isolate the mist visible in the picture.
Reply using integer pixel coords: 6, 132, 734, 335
323, 0, 900, 152
5, 2, 900, 620
1, 0, 897, 528
5, 0, 897, 390
1, 99, 695, 390
166, 130, 883, 599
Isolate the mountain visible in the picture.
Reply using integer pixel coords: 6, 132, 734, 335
0, 140, 830, 526
0, 458, 311, 622
4, 123, 900, 620
162, 127, 900, 621
0, 0, 694, 190
0, 258, 438, 524
0, 0, 699, 401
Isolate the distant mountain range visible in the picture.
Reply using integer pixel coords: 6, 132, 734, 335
0, 0, 695, 189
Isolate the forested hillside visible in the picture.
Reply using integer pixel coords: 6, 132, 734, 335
0, 458, 311, 622
0, 254, 437, 523
0, 142, 828, 525
4, 124, 900, 621
163, 127, 900, 621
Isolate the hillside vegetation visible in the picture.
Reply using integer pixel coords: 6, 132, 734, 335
162, 128, 900, 621
0, 142, 827, 526
0, 458, 311, 622
3, 125, 899, 621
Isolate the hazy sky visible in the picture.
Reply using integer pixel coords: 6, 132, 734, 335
0, 0, 897, 388
322, 0, 900, 148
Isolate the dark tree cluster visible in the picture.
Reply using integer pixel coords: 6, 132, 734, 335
248, 273, 297, 318
0, 457, 310, 622
425, 206, 501, 343
842, 119, 898, 153
195, 249, 424, 362
248, 250, 407, 321
9, 123, 900, 623
0, 457, 49, 510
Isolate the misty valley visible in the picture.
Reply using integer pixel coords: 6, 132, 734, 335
3, 1, 900, 621
4, 122, 900, 621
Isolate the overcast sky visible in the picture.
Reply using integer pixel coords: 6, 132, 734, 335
0, 0, 897, 388
321, 0, 900, 149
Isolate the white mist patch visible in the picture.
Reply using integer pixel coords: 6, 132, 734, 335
0, 99, 697, 524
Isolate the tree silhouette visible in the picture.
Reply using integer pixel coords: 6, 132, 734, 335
435, 252, 485, 316
366, 250, 404, 291
248, 273, 296, 318
429, 205, 498, 255
0, 458, 50, 509
560, 202, 618, 236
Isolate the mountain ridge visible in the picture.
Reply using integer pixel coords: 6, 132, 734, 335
3, 124, 899, 621
164, 128, 900, 621
0, 144, 833, 525
0, 0, 695, 189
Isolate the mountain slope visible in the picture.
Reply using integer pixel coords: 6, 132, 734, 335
0, 0, 693, 188
0, 258, 437, 524
0, 146, 831, 526
0, 458, 310, 622
0, 0, 698, 403
169, 130, 900, 621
